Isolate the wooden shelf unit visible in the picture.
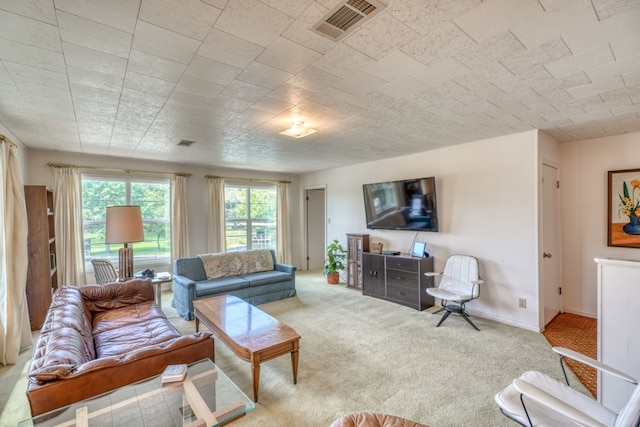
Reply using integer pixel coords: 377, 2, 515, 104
346, 233, 369, 290
362, 252, 434, 311
24, 186, 57, 330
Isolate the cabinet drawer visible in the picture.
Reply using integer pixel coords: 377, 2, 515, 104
386, 284, 419, 305
385, 257, 418, 272
386, 270, 418, 287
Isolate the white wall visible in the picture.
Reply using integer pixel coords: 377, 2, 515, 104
24, 149, 302, 282
299, 130, 543, 331
21, 127, 634, 331
560, 131, 640, 318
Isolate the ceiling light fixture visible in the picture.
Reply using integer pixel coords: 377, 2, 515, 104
279, 121, 316, 138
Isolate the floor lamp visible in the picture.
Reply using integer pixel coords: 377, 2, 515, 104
105, 205, 145, 280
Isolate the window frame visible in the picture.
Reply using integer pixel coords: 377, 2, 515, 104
224, 182, 277, 252
81, 173, 172, 268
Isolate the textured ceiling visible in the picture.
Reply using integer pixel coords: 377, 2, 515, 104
0, 0, 639, 174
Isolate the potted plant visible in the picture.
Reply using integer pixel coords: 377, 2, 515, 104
323, 239, 346, 284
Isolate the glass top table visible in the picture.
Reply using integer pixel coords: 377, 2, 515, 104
19, 359, 255, 427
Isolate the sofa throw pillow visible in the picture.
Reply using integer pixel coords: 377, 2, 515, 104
199, 250, 274, 279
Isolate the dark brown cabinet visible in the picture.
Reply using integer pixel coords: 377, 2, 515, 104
362, 251, 385, 297
362, 252, 434, 310
24, 186, 57, 330
346, 233, 369, 290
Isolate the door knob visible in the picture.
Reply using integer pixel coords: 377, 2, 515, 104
543, 252, 552, 258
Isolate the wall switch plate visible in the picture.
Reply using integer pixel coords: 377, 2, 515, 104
518, 298, 526, 309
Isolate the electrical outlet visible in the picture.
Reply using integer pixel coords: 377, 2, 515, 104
518, 298, 527, 309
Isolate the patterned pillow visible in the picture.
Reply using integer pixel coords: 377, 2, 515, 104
199, 250, 274, 279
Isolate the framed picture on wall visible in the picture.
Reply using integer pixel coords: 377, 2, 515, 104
608, 168, 640, 248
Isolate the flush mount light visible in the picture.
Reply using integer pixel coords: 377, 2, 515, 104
279, 121, 317, 138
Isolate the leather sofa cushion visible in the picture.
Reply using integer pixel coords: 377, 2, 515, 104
330, 413, 428, 427
93, 302, 181, 358
28, 287, 95, 382
80, 279, 154, 313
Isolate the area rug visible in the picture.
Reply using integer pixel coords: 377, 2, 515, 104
542, 312, 597, 397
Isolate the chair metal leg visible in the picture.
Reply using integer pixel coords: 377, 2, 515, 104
459, 310, 480, 331
434, 303, 480, 331
435, 310, 452, 327
432, 307, 446, 315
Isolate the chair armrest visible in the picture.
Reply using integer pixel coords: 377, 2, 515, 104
471, 279, 484, 285
552, 347, 637, 384
275, 263, 296, 274
172, 274, 197, 290
513, 378, 607, 427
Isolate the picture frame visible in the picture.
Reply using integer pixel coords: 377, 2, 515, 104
411, 241, 427, 258
608, 169, 640, 248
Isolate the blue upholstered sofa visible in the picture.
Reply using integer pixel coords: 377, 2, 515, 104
172, 249, 296, 320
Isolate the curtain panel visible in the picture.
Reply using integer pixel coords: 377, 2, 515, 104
0, 142, 31, 365
170, 175, 190, 261
206, 177, 225, 253
53, 167, 86, 286
277, 182, 291, 264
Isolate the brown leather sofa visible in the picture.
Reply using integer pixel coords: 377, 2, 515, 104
26, 278, 213, 416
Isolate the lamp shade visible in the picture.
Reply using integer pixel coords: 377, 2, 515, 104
105, 205, 145, 244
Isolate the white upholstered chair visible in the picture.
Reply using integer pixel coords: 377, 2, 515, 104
495, 347, 640, 427
425, 254, 483, 331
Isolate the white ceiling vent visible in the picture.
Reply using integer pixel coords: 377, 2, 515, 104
177, 139, 196, 147
313, 0, 385, 41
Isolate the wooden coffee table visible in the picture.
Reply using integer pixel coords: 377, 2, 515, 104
194, 295, 300, 402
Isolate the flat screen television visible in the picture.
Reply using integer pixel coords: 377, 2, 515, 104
362, 177, 438, 232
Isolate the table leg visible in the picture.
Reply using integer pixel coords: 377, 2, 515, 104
291, 348, 299, 384
251, 363, 260, 402
195, 317, 200, 332
153, 282, 162, 307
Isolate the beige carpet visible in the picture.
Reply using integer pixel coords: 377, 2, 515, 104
0, 271, 587, 427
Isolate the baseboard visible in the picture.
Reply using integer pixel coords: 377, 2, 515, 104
467, 309, 542, 332
561, 308, 597, 318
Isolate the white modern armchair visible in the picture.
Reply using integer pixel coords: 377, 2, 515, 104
495, 346, 640, 427
424, 254, 483, 331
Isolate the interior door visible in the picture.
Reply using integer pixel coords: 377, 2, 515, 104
306, 188, 325, 270
542, 163, 562, 325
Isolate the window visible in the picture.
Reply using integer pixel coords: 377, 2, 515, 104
82, 177, 171, 265
224, 184, 277, 252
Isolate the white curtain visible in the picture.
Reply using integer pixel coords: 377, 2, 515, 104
0, 141, 31, 365
53, 167, 86, 286
276, 181, 291, 264
171, 175, 190, 261
206, 177, 225, 253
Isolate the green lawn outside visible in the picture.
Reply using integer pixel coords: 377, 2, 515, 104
87, 240, 170, 258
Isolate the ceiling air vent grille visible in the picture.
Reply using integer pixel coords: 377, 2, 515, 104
177, 139, 196, 147
313, 0, 385, 41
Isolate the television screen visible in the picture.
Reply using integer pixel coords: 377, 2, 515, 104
362, 177, 438, 232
